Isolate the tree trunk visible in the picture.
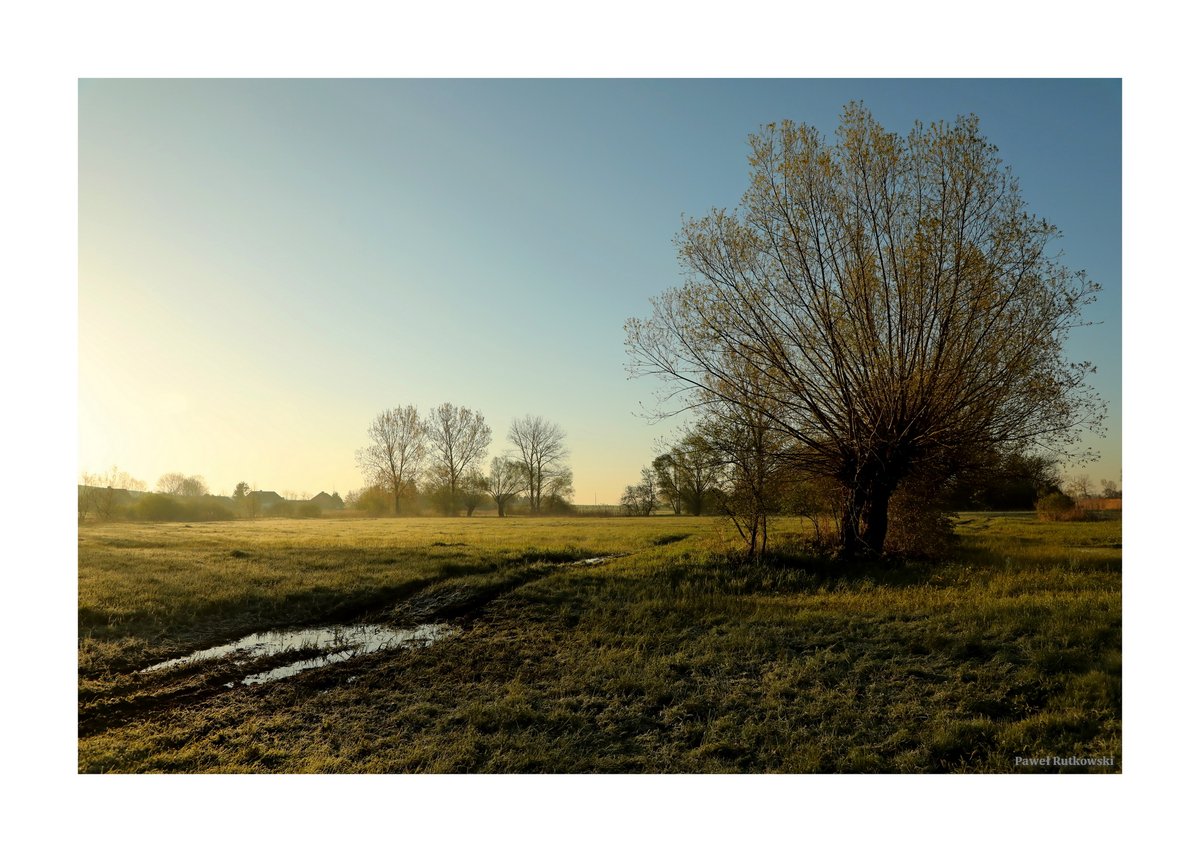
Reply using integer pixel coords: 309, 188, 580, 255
861, 488, 893, 556
838, 477, 896, 559
839, 492, 866, 559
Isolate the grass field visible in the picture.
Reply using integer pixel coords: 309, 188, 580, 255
78, 513, 1121, 773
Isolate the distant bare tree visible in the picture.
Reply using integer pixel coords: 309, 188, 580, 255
1100, 478, 1122, 499
483, 457, 527, 517
426, 403, 492, 513
461, 467, 487, 517
356, 405, 427, 514
1065, 474, 1094, 500
654, 433, 722, 516
80, 466, 146, 521
508, 415, 571, 515
82, 466, 145, 493
543, 467, 574, 506
652, 453, 684, 514
620, 468, 658, 516
698, 390, 791, 560
156, 472, 207, 497
678, 435, 722, 516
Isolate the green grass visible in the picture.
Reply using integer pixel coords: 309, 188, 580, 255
78, 512, 1121, 773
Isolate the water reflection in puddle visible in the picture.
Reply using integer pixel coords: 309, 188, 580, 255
141, 623, 456, 687
570, 554, 623, 566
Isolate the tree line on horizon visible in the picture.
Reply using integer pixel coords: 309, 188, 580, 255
76, 400, 579, 523
620, 433, 1118, 557
77, 467, 345, 523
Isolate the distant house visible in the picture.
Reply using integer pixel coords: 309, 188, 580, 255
248, 490, 285, 508
310, 491, 345, 510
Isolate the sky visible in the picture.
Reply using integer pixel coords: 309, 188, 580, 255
78, 78, 1121, 502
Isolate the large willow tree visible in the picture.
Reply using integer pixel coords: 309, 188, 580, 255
626, 103, 1104, 558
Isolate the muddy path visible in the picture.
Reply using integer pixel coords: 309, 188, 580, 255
79, 554, 624, 738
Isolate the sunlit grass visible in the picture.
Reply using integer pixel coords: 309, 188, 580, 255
79, 516, 702, 651
78, 512, 1120, 773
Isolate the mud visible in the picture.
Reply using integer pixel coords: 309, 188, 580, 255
142, 623, 457, 686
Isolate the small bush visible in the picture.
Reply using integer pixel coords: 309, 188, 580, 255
295, 502, 322, 519
886, 483, 957, 559
130, 493, 235, 522
540, 494, 576, 516
133, 493, 181, 522
264, 501, 293, 518
190, 496, 236, 521
1036, 493, 1088, 522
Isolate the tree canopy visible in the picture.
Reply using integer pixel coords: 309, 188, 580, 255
426, 403, 492, 512
627, 103, 1104, 558
508, 415, 571, 515
356, 405, 427, 515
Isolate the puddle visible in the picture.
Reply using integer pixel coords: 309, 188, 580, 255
569, 554, 625, 566
141, 623, 457, 687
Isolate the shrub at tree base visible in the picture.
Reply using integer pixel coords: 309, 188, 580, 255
1036, 493, 1088, 522
884, 484, 957, 559
540, 494, 576, 516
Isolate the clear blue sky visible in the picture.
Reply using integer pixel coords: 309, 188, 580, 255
79, 79, 1121, 501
